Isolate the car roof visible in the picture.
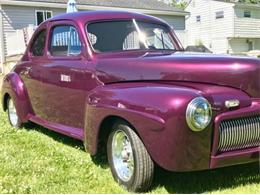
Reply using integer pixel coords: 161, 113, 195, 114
46, 10, 167, 25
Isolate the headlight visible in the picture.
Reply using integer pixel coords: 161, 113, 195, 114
186, 97, 212, 132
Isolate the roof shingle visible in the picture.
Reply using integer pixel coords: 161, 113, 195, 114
9, 0, 186, 12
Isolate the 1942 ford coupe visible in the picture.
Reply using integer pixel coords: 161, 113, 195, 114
1, 11, 260, 192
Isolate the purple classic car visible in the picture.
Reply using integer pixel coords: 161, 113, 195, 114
1, 10, 260, 191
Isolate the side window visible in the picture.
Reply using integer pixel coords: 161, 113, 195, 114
50, 25, 82, 56
31, 29, 46, 56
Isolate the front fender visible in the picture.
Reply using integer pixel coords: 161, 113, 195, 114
1, 72, 32, 122
84, 82, 213, 171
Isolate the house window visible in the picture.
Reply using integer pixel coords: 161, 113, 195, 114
215, 11, 224, 19
244, 10, 251, 18
196, 15, 201, 22
36, 10, 52, 26
50, 25, 82, 56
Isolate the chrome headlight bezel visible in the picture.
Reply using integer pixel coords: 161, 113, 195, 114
186, 97, 212, 132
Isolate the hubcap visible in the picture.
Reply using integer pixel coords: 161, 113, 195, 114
8, 99, 18, 126
112, 130, 134, 182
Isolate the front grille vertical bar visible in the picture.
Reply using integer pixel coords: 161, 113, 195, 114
231, 120, 236, 149
218, 123, 224, 151
234, 119, 239, 149
253, 117, 258, 145
248, 117, 254, 148
243, 118, 249, 149
255, 117, 260, 146
248, 117, 254, 147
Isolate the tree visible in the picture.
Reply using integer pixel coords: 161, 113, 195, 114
170, 0, 188, 10
238, 0, 260, 4
169, 0, 259, 10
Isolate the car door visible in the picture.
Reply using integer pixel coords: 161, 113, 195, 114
40, 21, 93, 129
20, 26, 48, 117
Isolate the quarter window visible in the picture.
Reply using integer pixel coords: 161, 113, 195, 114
215, 11, 224, 19
50, 25, 82, 56
31, 29, 46, 56
36, 10, 52, 26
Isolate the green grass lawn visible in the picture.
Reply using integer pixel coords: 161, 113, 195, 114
0, 110, 259, 194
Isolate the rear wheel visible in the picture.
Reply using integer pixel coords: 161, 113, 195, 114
7, 97, 22, 128
107, 121, 154, 192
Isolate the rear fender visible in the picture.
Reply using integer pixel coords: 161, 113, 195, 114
1, 72, 33, 122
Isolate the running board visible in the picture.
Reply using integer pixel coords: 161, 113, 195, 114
29, 115, 84, 141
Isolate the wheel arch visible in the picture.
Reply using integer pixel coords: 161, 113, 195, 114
96, 115, 140, 155
1, 72, 33, 122
2, 93, 10, 111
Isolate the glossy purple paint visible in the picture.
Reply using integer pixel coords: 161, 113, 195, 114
1, 11, 260, 172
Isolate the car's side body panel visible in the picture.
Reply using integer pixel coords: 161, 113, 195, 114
38, 20, 89, 128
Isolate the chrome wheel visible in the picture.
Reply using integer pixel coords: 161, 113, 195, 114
112, 130, 134, 182
8, 98, 19, 126
108, 121, 154, 191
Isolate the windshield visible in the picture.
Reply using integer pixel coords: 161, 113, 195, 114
86, 20, 176, 53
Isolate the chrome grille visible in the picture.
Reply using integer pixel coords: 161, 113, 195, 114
218, 115, 260, 152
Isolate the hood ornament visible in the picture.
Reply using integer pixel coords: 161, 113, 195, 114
225, 99, 240, 108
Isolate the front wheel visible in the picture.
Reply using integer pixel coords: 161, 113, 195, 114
107, 121, 154, 192
7, 97, 22, 128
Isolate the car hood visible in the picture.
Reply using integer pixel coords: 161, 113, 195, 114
95, 52, 260, 98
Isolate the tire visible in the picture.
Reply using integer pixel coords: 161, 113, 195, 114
107, 121, 154, 192
7, 97, 22, 128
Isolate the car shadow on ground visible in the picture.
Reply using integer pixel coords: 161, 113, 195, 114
152, 162, 259, 193
24, 122, 85, 150
24, 122, 108, 168
24, 123, 260, 193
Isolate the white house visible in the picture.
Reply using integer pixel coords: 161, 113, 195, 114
185, 0, 260, 54
0, 0, 189, 73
